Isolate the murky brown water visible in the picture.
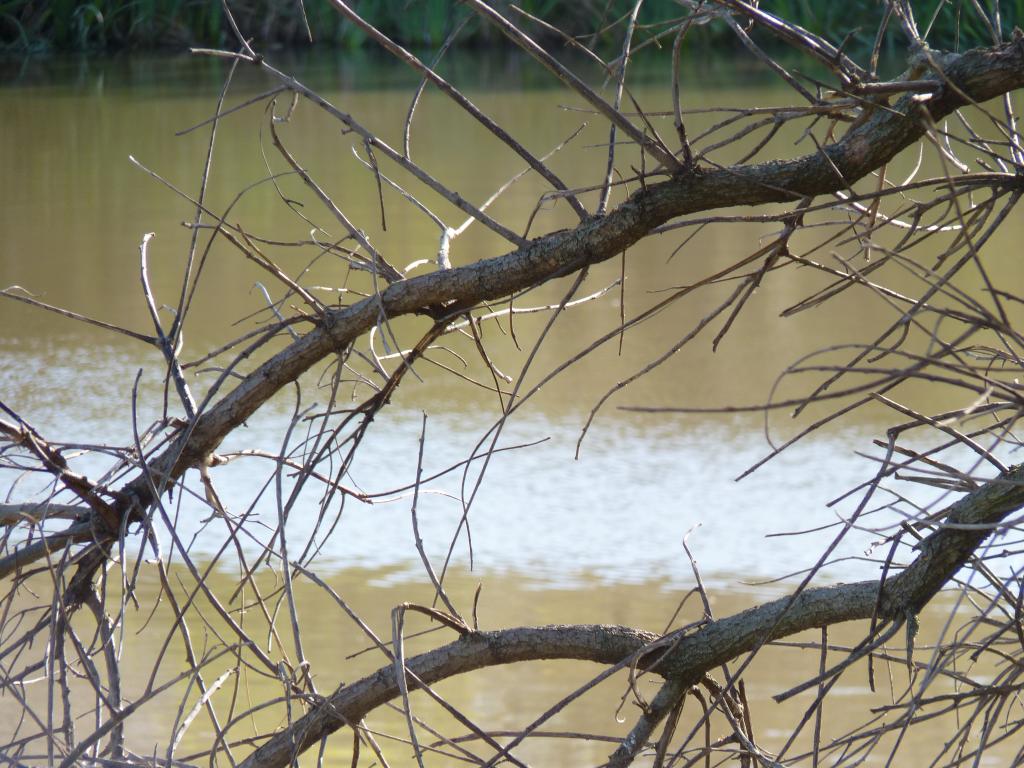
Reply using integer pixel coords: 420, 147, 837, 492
1, 51, 1021, 765
4, 563, 1002, 766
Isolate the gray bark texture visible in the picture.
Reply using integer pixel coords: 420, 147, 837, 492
115, 37, 1024, 527
3, 13, 1024, 768
227, 38, 1024, 767
238, 463, 1024, 768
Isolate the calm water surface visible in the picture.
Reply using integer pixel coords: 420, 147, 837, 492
1, 51, 1021, 765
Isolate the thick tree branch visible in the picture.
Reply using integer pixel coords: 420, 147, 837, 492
8, 41, 1018, 580
240, 463, 1024, 768
0, 503, 85, 526
6, 9, 1024, 768
2, 39, 1019, 585
105, 39, 1023, 535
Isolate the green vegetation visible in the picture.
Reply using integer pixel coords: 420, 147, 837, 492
3, 1, 1021, 57
765, 0, 1023, 53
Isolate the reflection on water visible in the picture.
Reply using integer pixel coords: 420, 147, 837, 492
0, 336, 926, 587
1, 51, 1021, 765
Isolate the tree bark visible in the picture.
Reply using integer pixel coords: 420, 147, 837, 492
240, 463, 1024, 768
113, 37, 1024, 534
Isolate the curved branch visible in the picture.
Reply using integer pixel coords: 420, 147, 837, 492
103, 39, 1024, 534
241, 463, 1024, 768
1, 40, 1019, 585
0, 523, 95, 581
0, 503, 85, 526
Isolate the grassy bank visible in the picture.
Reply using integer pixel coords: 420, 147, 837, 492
2, 1, 1021, 56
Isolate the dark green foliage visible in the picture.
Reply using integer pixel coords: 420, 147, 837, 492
1, 0, 1020, 55
761, 0, 1022, 52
